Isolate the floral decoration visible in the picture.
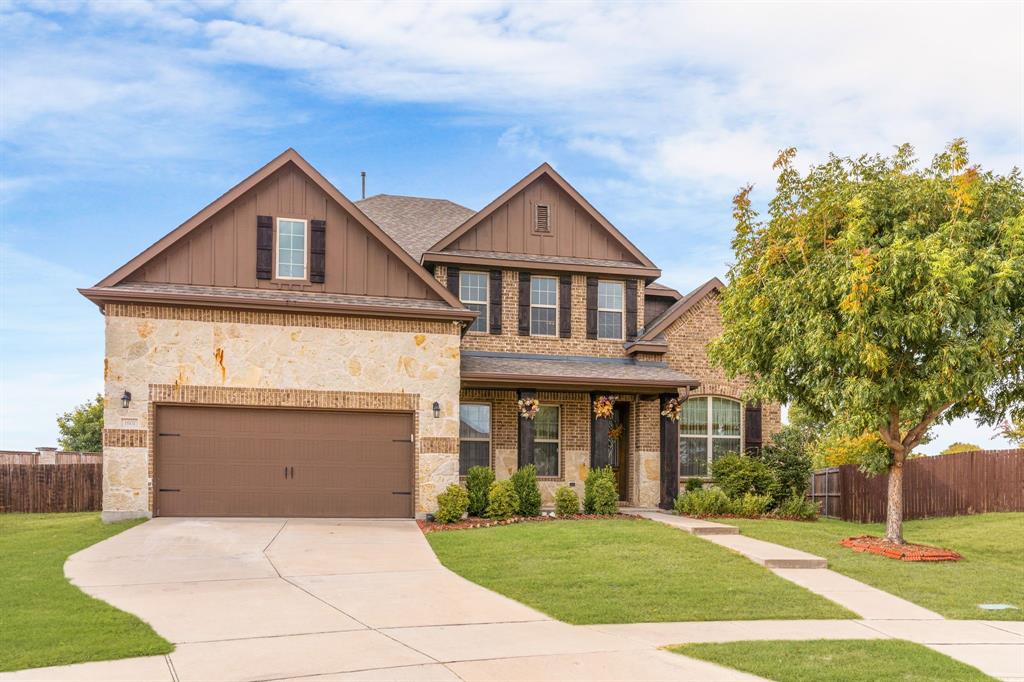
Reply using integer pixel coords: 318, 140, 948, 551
608, 424, 624, 441
517, 397, 540, 420
592, 394, 618, 420
661, 397, 682, 422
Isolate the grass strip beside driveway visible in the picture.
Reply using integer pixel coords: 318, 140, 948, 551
668, 639, 993, 681
427, 518, 853, 624
729, 513, 1024, 621
0, 513, 173, 672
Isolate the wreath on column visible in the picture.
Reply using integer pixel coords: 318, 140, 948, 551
517, 397, 540, 420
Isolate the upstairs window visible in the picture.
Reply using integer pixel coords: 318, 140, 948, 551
460, 271, 488, 333
276, 218, 307, 279
597, 280, 623, 339
530, 275, 558, 336
679, 397, 742, 477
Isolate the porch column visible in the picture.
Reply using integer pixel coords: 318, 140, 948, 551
659, 393, 680, 509
517, 389, 536, 469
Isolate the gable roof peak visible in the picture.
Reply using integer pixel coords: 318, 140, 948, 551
426, 162, 657, 270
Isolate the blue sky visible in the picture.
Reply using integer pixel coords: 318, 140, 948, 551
1, 1, 1021, 451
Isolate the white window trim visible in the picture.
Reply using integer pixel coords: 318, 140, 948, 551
530, 275, 559, 337
275, 217, 309, 280
533, 404, 561, 477
679, 397, 743, 477
459, 402, 492, 473
597, 279, 624, 340
459, 271, 490, 334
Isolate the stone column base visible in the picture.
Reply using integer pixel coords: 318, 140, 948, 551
101, 510, 152, 523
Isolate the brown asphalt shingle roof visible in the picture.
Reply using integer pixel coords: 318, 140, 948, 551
461, 352, 698, 390
356, 194, 476, 261
424, 249, 651, 270
99, 282, 460, 312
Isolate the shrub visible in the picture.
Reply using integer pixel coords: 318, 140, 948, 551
510, 464, 542, 516
675, 487, 735, 517
684, 477, 705, 493
775, 493, 820, 520
737, 492, 773, 517
758, 424, 813, 504
583, 466, 618, 515
486, 480, 520, 520
712, 452, 779, 500
434, 484, 469, 524
464, 466, 494, 517
554, 486, 580, 516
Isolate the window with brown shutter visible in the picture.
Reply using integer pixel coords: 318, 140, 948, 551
585, 276, 598, 339
489, 270, 502, 334
256, 215, 273, 280
559, 275, 571, 338
518, 272, 531, 336
625, 279, 638, 341
310, 219, 326, 283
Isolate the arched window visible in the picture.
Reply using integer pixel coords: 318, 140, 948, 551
679, 397, 742, 477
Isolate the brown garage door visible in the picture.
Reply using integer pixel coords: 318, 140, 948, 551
155, 406, 414, 518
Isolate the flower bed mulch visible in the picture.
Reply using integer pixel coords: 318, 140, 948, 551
418, 513, 642, 534
840, 535, 962, 562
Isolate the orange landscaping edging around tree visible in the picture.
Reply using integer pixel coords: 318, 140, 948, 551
840, 535, 962, 561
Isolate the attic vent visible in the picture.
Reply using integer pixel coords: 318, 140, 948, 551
534, 203, 551, 233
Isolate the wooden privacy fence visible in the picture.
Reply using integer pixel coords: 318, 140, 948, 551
0, 463, 103, 513
808, 449, 1024, 523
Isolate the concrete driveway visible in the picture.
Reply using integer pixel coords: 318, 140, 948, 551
2, 518, 760, 682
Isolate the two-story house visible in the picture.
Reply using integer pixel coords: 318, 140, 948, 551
81, 149, 780, 521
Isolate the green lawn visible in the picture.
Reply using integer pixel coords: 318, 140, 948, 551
426, 518, 853, 623
729, 513, 1024, 621
668, 639, 993, 682
0, 513, 173, 672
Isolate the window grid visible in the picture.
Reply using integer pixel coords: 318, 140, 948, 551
679, 397, 742, 477
532, 405, 560, 477
460, 271, 489, 333
459, 403, 491, 475
276, 218, 307, 279
597, 280, 624, 340
530, 275, 558, 337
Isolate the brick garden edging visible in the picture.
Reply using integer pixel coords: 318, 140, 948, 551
418, 513, 643, 534
841, 535, 962, 561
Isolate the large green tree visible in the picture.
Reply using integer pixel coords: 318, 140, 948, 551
56, 394, 104, 452
710, 140, 1023, 543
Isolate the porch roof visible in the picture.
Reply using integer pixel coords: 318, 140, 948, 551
460, 351, 699, 392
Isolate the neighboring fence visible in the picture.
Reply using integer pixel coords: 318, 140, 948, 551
0, 449, 103, 465
808, 448, 1024, 523
0, 463, 103, 513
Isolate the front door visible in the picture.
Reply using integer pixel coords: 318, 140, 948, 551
608, 403, 630, 501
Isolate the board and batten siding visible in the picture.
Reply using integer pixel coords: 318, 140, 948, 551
124, 162, 441, 301
447, 175, 642, 263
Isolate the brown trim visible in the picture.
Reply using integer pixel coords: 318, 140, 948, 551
79, 286, 477, 322
93, 148, 465, 310
426, 163, 657, 269
645, 284, 682, 301
624, 340, 670, 355
462, 373, 698, 391
421, 251, 660, 279
637, 277, 725, 341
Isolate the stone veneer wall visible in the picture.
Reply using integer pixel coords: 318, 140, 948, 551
435, 265, 645, 358
459, 388, 661, 507
658, 290, 783, 476
101, 303, 462, 520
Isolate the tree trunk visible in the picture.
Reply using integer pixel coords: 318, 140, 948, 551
885, 460, 905, 544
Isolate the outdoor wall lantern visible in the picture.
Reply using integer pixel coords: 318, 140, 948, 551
432, 401, 441, 418
121, 390, 132, 409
